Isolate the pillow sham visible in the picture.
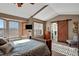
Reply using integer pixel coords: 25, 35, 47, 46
0, 38, 7, 45
0, 42, 13, 54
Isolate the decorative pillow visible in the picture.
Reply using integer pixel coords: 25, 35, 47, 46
0, 42, 13, 54
0, 38, 7, 45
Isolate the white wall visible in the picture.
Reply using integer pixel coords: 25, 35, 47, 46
46, 15, 79, 40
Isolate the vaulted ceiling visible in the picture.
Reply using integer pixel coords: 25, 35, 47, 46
0, 3, 79, 21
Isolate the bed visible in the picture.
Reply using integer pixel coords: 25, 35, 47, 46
0, 39, 50, 56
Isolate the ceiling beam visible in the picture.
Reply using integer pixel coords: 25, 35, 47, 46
0, 13, 27, 20
30, 5, 48, 18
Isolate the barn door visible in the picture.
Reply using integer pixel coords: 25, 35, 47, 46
58, 20, 68, 42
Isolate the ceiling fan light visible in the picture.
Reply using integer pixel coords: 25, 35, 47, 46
17, 3, 23, 7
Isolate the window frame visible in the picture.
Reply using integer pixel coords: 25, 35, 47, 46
33, 22, 43, 37
8, 20, 20, 38
0, 18, 6, 37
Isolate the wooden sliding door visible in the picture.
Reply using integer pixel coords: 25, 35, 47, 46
58, 20, 68, 42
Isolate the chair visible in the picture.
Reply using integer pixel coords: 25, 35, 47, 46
66, 35, 78, 46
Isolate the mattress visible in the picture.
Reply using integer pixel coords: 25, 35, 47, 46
3, 39, 50, 56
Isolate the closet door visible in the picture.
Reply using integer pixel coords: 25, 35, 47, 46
58, 20, 68, 42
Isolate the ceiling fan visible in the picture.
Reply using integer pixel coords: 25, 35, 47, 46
16, 3, 34, 7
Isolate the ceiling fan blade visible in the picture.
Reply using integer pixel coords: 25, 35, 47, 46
30, 3, 34, 5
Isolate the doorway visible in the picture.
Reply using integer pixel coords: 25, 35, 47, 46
51, 20, 68, 43
51, 22, 58, 42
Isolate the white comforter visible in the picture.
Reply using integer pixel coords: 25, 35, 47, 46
5, 39, 50, 56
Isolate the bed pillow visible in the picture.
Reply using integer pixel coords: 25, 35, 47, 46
0, 50, 4, 55
0, 38, 7, 45
0, 42, 13, 54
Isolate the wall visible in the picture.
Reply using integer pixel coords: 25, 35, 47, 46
26, 18, 46, 38
19, 22, 27, 37
46, 15, 79, 40
0, 13, 46, 39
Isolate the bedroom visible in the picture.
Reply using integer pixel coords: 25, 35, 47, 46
0, 3, 79, 56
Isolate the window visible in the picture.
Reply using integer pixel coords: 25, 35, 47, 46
34, 22, 43, 37
9, 21, 19, 38
0, 19, 20, 40
0, 19, 5, 37
0, 20, 4, 28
